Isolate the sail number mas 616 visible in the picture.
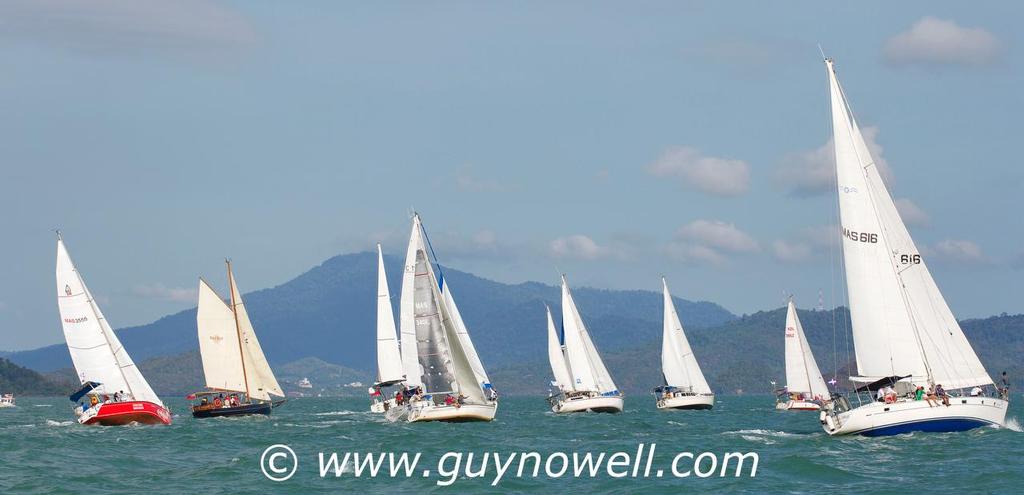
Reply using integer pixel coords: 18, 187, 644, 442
842, 228, 877, 244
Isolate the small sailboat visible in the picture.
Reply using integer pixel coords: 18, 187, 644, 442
776, 298, 829, 411
0, 394, 14, 408
395, 213, 497, 422
819, 57, 1007, 436
654, 278, 714, 410
56, 233, 171, 425
188, 260, 285, 418
370, 243, 404, 413
547, 275, 623, 414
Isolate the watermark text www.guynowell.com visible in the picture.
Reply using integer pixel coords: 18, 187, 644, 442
260, 443, 758, 485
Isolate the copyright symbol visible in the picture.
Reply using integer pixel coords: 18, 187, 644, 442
260, 444, 297, 482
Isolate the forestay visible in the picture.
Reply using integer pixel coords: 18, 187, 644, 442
828, 59, 992, 390
56, 236, 162, 406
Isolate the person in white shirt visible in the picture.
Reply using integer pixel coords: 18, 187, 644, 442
970, 386, 983, 397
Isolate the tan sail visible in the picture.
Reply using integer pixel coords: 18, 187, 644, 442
228, 267, 284, 401
197, 278, 246, 393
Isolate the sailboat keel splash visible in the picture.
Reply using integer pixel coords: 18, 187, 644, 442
822, 398, 1007, 436
79, 401, 172, 426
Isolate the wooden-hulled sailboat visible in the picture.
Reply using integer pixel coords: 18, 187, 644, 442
395, 213, 497, 422
56, 233, 172, 425
819, 57, 1007, 436
370, 243, 404, 413
547, 275, 623, 414
654, 278, 714, 410
189, 260, 285, 418
776, 298, 829, 411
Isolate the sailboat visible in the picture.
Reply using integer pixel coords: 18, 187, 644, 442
55, 233, 172, 425
370, 243, 404, 413
0, 394, 15, 408
188, 260, 285, 418
395, 213, 497, 422
776, 298, 829, 411
819, 57, 1007, 436
654, 278, 714, 410
547, 275, 623, 414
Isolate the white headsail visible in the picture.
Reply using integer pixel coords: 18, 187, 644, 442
227, 267, 283, 401
376, 244, 404, 385
827, 59, 992, 390
55, 235, 162, 406
560, 275, 618, 394
546, 305, 573, 390
399, 217, 423, 388
442, 281, 491, 390
783, 299, 829, 398
661, 278, 711, 394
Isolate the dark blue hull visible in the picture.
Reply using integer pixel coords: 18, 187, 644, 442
192, 402, 273, 419
858, 417, 993, 437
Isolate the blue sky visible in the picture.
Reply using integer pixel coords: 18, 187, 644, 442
1, 1, 1021, 350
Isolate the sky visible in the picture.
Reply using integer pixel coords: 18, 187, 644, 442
1, 1, 1022, 351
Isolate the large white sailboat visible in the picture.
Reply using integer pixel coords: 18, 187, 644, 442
819, 58, 1007, 436
395, 213, 497, 422
776, 299, 829, 411
654, 278, 714, 410
547, 275, 623, 414
370, 243, 404, 413
56, 233, 171, 425
188, 260, 285, 418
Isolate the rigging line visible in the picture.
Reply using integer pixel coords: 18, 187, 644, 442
826, 62, 851, 387
418, 217, 446, 285
835, 67, 933, 384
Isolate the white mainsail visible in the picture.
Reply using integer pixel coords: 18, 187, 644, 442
661, 278, 711, 394
55, 235, 162, 406
197, 278, 246, 393
546, 305, 573, 390
375, 244, 404, 385
827, 58, 992, 390
560, 275, 618, 394
399, 218, 422, 388
783, 299, 829, 398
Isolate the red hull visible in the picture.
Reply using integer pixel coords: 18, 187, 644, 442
82, 401, 172, 426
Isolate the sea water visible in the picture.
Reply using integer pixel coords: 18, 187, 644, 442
2, 395, 1020, 493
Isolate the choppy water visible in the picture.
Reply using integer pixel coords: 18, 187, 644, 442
2, 395, 1021, 493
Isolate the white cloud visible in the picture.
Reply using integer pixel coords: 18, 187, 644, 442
454, 166, 512, 193
647, 146, 751, 197
927, 239, 989, 264
884, 17, 1000, 66
676, 220, 759, 253
662, 242, 727, 266
894, 198, 930, 226
0, 0, 257, 61
771, 240, 813, 263
133, 284, 198, 303
549, 235, 612, 261
776, 126, 891, 196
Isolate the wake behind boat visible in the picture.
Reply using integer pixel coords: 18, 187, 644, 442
547, 275, 623, 414
775, 298, 829, 411
188, 260, 285, 418
653, 278, 713, 410
390, 213, 497, 423
56, 233, 171, 426
818, 58, 1007, 436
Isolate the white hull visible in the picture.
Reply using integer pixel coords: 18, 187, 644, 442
822, 396, 1007, 436
369, 397, 398, 414
407, 401, 497, 422
656, 394, 714, 410
777, 400, 820, 411
552, 395, 623, 414
0, 403, 14, 409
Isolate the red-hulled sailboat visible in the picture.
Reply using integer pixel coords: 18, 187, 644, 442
56, 232, 172, 426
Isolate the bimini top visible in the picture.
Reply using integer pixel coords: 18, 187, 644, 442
69, 381, 101, 403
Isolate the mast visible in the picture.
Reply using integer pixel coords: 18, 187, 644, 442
226, 259, 250, 398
